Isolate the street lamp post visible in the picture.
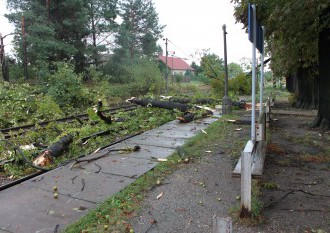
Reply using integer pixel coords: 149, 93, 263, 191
222, 24, 232, 114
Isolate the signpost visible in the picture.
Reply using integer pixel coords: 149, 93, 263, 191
240, 3, 265, 218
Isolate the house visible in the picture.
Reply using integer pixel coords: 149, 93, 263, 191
158, 55, 194, 76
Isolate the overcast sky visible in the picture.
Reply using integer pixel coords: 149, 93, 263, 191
153, 0, 252, 64
0, 0, 252, 64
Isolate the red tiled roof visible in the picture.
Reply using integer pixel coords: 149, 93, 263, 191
158, 55, 194, 71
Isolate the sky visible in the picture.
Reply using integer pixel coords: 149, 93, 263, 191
152, 0, 252, 64
0, 0, 252, 65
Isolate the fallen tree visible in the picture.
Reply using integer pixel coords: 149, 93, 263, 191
33, 134, 74, 167
127, 98, 213, 123
127, 98, 213, 113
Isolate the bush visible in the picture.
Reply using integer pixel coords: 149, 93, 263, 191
195, 73, 211, 84
229, 73, 252, 95
123, 59, 165, 96
35, 95, 64, 121
210, 78, 224, 97
46, 62, 91, 108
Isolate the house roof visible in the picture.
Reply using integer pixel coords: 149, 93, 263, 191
158, 55, 194, 71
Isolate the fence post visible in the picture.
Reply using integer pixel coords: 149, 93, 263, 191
240, 140, 253, 217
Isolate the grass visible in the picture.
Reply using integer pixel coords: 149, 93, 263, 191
229, 180, 264, 226
65, 113, 250, 233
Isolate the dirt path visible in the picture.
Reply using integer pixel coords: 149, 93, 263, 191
129, 101, 330, 233
258, 102, 330, 233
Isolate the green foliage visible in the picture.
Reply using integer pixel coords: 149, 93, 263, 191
229, 73, 252, 95
0, 82, 37, 128
0, 81, 67, 128
35, 95, 63, 121
46, 63, 91, 108
200, 52, 225, 79
124, 59, 164, 96
228, 62, 244, 79
232, 0, 330, 77
102, 58, 164, 96
114, 0, 164, 60
173, 73, 184, 83
195, 73, 211, 84
211, 74, 225, 96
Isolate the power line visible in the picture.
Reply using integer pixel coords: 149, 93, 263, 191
167, 39, 192, 60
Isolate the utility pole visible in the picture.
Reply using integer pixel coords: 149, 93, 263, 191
171, 51, 175, 86
165, 38, 168, 94
22, 14, 29, 80
222, 24, 232, 114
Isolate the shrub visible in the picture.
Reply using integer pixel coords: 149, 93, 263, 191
229, 73, 252, 95
124, 58, 165, 96
46, 62, 92, 108
35, 95, 64, 121
210, 78, 224, 97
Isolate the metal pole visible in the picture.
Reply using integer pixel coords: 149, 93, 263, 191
223, 24, 228, 97
251, 5, 256, 141
172, 53, 174, 86
222, 24, 232, 115
165, 38, 168, 94
259, 26, 265, 116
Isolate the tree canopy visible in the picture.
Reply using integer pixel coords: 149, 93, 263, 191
4, 0, 165, 73
231, 0, 330, 128
113, 0, 164, 61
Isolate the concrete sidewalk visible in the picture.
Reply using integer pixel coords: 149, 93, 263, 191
0, 115, 220, 233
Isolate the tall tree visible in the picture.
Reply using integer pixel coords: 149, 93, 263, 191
200, 53, 224, 79
85, 0, 118, 66
6, 0, 90, 73
228, 62, 243, 79
231, 0, 330, 128
114, 0, 164, 61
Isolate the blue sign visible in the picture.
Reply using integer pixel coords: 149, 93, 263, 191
248, 4, 264, 54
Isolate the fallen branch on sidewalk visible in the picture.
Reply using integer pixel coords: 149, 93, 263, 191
70, 146, 141, 169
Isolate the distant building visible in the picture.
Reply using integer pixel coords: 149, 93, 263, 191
158, 55, 194, 76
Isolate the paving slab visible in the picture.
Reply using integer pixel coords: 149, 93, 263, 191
139, 127, 198, 139
22, 165, 136, 203
99, 143, 175, 160
124, 134, 186, 149
0, 185, 95, 233
81, 155, 158, 178
156, 121, 211, 132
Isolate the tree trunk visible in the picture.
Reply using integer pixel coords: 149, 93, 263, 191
295, 68, 313, 109
90, 2, 99, 67
311, 8, 330, 129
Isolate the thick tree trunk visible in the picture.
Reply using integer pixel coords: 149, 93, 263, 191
293, 67, 318, 109
312, 8, 330, 129
33, 134, 74, 166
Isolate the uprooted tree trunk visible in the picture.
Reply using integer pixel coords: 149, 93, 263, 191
167, 97, 218, 105
33, 134, 74, 166
128, 98, 213, 113
128, 98, 213, 123
128, 98, 193, 112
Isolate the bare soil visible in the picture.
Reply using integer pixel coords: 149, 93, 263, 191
130, 101, 330, 232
